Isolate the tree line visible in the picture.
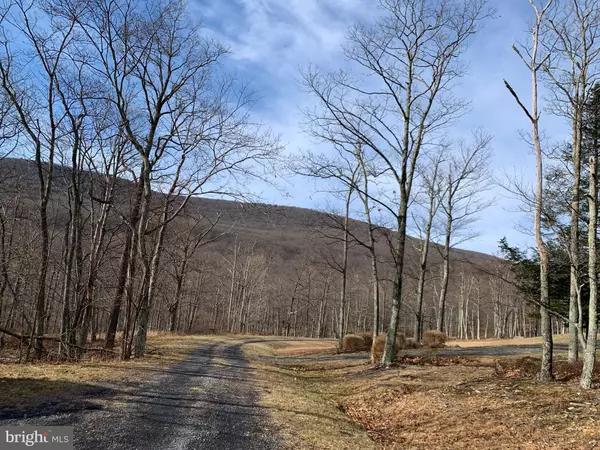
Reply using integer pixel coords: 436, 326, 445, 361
0, 0, 279, 360
1, 0, 597, 388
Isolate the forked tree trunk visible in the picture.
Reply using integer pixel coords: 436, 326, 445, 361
381, 202, 408, 366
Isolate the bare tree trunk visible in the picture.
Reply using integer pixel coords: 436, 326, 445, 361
227, 239, 239, 333
581, 142, 598, 388
382, 203, 408, 365
569, 109, 582, 363
534, 74, 554, 381
505, 0, 554, 381
337, 186, 352, 349
317, 275, 330, 338
437, 206, 451, 332
355, 145, 380, 345
134, 187, 170, 357
414, 162, 438, 341
104, 231, 132, 349
169, 272, 185, 333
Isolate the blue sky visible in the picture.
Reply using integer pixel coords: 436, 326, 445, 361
190, 0, 570, 255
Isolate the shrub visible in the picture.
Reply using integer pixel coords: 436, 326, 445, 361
356, 332, 373, 348
371, 332, 405, 362
342, 334, 366, 353
422, 330, 447, 348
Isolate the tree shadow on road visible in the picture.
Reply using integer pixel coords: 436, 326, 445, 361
0, 378, 116, 421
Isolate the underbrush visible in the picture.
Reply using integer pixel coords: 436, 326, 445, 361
396, 354, 482, 367
494, 356, 600, 382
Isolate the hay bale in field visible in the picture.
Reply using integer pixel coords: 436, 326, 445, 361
405, 337, 420, 349
371, 332, 405, 362
356, 332, 373, 348
422, 330, 447, 348
342, 334, 366, 353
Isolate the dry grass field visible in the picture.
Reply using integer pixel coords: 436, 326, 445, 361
245, 337, 600, 450
0, 332, 215, 414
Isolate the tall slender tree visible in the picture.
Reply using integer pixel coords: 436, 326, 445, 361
505, 0, 555, 381
543, 0, 600, 363
580, 84, 600, 389
436, 132, 492, 333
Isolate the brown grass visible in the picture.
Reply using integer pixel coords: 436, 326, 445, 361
245, 339, 337, 358
341, 366, 600, 449
246, 338, 600, 450
341, 334, 367, 352
422, 330, 447, 348
446, 333, 580, 348
0, 333, 212, 410
244, 339, 376, 450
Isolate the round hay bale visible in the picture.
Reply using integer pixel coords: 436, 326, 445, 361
422, 330, 447, 348
356, 332, 373, 348
342, 334, 366, 353
405, 337, 420, 349
371, 332, 405, 362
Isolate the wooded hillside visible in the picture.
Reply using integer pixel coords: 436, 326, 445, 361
0, 157, 530, 357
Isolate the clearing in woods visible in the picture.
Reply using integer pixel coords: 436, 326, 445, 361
2, 334, 600, 449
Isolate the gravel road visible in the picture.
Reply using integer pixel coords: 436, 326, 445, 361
1, 342, 280, 450
2, 337, 583, 450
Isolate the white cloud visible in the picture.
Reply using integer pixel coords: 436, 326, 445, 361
191, 0, 571, 255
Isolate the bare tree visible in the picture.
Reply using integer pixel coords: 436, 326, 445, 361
411, 150, 444, 342
505, 0, 555, 381
164, 214, 222, 333
295, 141, 384, 352
337, 183, 353, 348
301, 0, 489, 366
354, 144, 383, 348
436, 131, 492, 333
542, 0, 600, 363
582, 137, 598, 388
50, 0, 280, 358
308, 182, 358, 348
0, 0, 77, 358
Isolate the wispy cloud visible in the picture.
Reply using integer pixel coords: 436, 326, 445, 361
192, 0, 571, 255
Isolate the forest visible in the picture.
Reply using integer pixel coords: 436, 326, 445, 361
0, 0, 597, 390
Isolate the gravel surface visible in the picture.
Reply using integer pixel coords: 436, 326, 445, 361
1, 342, 280, 450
